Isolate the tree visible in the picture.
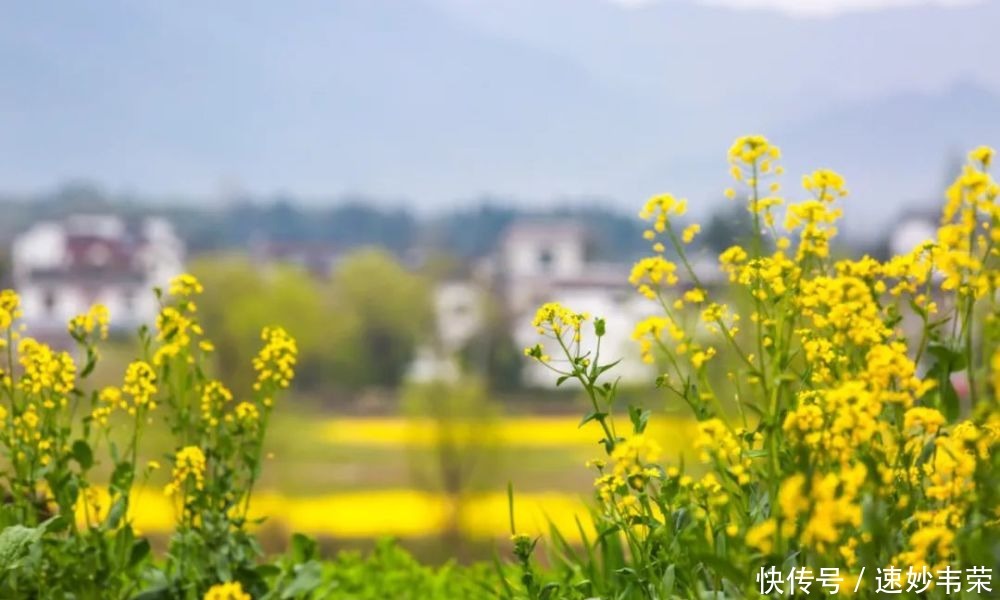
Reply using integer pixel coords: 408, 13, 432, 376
329, 248, 433, 388
401, 376, 500, 545
191, 255, 357, 394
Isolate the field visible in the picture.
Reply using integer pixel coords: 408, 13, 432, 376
119, 412, 698, 544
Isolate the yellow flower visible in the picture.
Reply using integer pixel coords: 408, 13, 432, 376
681, 223, 701, 244
531, 302, 589, 341
165, 446, 206, 497
778, 474, 808, 535
204, 581, 251, 600
728, 135, 781, 184
0, 289, 20, 331
631, 316, 684, 363
68, 304, 111, 340
200, 380, 233, 426
746, 519, 776, 554
252, 326, 298, 392
690, 347, 715, 369
123, 361, 158, 413
169, 273, 204, 297
969, 144, 994, 167
802, 168, 848, 201
629, 257, 678, 298
904, 407, 945, 436
233, 401, 260, 429
18, 338, 76, 396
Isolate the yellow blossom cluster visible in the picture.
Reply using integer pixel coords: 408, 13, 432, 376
532, 136, 1000, 595
935, 148, 1000, 298
630, 316, 683, 363
628, 256, 678, 299
727, 135, 782, 183
68, 303, 110, 341
593, 435, 662, 504
639, 193, 687, 236
0, 289, 21, 330
17, 338, 76, 397
203, 581, 250, 600
232, 401, 260, 430
122, 360, 158, 413
776, 465, 866, 556
785, 198, 842, 260
801, 168, 848, 201
530, 302, 589, 342
200, 380, 234, 427
252, 326, 298, 394
695, 419, 754, 485
165, 445, 207, 498
170, 273, 205, 297
797, 275, 889, 347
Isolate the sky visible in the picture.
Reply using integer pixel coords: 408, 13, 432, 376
1, 0, 998, 232
616, 0, 982, 15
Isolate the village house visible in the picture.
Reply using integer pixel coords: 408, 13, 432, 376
11, 214, 185, 336
496, 220, 656, 386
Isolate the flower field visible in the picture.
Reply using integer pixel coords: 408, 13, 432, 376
1, 136, 998, 598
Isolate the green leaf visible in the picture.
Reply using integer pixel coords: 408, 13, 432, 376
72, 439, 94, 470
579, 411, 608, 428
594, 318, 606, 337
132, 586, 172, 600
280, 561, 323, 599
0, 525, 43, 571
595, 359, 622, 377
693, 553, 747, 587
40, 515, 69, 533
628, 405, 650, 434
939, 377, 960, 422
927, 343, 967, 371
660, 564, 676, 596
290, 532, 317, 563
80, 347, 98, 378
539, 582, 560, 599
129, 539, 151, 568
255, 564, 281, 578
105, 497, 127, 529
111, 461, 134, 493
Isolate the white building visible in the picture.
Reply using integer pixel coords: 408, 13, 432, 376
498, 220, 656, 387
12, 215, 184, 336
408, 280, 486, 383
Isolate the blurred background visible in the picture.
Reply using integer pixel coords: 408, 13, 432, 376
1, 0, 998, 560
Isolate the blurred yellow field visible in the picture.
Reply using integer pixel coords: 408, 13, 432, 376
97, 487, 594, 542
319, 415, 698, 451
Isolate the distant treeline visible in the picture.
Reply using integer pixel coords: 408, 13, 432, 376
0, 183, 658, 263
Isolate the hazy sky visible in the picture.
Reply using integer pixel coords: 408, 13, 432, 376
1, 0, 998, 230
616, 0, 982, 15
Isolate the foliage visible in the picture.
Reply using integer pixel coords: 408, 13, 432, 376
513, 137, 1000, 598
329, 248, 434, 389
0, 274, 298, 599
192, 249, 433, 393
191, 256, 352, 393
303, 538, 488, 599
